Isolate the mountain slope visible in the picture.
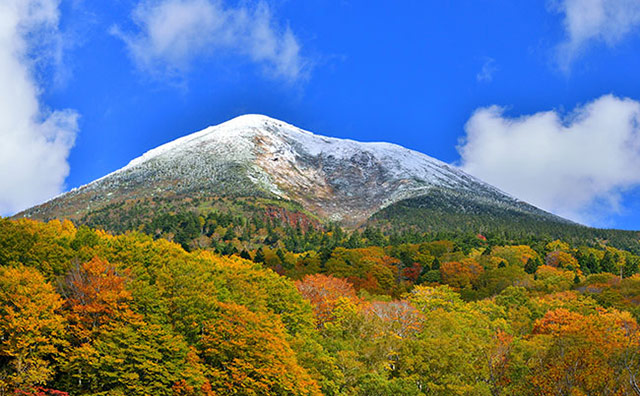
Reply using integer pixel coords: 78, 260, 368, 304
16, 114, 568, 228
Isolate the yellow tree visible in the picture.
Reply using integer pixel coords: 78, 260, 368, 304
200, 302, 322, 396
0, 266, 65, 394
491, 245, 539, 267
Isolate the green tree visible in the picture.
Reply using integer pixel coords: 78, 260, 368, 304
524, 256, 540, 274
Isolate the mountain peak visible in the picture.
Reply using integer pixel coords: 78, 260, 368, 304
222, 113, 290, 128
210, 114, 315, 141
122, 114, 308, 170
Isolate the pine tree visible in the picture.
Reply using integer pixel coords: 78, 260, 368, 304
623, 256, 639, 278
240, 250, 252, 260
431, 258, 440, 271
254, 248, 265, 263
524, 257, 540, 274
345, 231, 361, 249
600, 251, 617, 274
585, 253, 599, 274
223, 227, 236, 241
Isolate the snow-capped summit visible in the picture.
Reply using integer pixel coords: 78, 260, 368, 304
17, 115, 562, 227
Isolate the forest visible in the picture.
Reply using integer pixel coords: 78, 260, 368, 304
2, 216, 640, 395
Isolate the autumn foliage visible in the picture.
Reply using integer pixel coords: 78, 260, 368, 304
2, 217, 640, 395
295, 274, 359, 327
201, 302, 322, 396
440, 258, 484, 288
528, 308, 639, 395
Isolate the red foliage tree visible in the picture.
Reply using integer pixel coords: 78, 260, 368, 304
296, 274, 359, 327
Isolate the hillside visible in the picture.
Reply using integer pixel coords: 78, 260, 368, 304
16, 115, 570, 232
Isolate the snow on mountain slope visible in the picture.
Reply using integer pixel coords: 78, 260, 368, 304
17, 114, 561, 226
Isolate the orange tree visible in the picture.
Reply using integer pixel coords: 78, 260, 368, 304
524, 308, 640, 395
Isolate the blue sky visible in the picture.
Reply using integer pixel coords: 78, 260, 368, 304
2, 0, 640, 229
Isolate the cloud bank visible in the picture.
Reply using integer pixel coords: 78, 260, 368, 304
552, 0, 640, 71
0, 0, 79, 215
114, 0, 308, 81
458, 95, 640, 225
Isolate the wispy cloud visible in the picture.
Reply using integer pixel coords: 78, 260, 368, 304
476, 57, 498, 83
551, 0, 640, 72
0, 0, 79, 215
457, 95, 640, 225
113, 0, 310, 82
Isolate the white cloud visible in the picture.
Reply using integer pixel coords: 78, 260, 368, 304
476, 57, 498, 83
552, 0, 640, 71
0, 0, 79, 216
457, 95, 640, 225
114, 0, 309, 81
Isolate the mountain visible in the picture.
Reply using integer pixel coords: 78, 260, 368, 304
16, 114, 568, 230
